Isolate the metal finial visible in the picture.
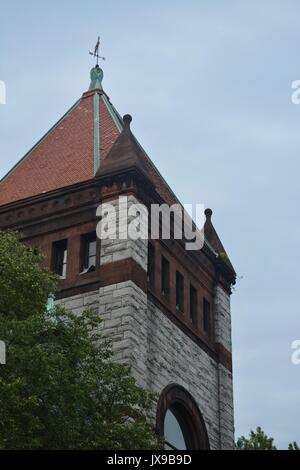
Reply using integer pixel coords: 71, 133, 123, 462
89, 36, 105, 66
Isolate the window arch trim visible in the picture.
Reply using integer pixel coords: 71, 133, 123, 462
156, 384, 210, 450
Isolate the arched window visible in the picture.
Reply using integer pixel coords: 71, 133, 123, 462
156, 384, 210, 450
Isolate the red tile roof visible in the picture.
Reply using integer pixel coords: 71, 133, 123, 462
0, 69, 235, 272
0, 90, 121, 206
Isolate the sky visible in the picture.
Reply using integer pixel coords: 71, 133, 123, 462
0, 0, 299, 449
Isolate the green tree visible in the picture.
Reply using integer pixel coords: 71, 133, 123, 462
236, 427, 277, 450
288, 442, 299, 450
0, 231, 161, 450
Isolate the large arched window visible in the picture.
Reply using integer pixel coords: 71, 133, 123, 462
156, 384, 210, 450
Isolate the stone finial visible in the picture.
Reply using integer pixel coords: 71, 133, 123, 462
205, 208, 213, 221
123, 114, 132, 130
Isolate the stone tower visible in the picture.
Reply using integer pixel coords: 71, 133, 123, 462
0, 65, 236, 450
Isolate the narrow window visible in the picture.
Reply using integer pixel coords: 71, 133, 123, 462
53, 240, 68, 278
161, 256, 170, 296
81, 233, 97, 273
176, 271, 184, 312
189, 285, 197, 325
203, 298, 211, 336
148, 242, 155, 287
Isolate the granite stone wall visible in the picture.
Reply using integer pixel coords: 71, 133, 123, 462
214, 284, 234, 448
57, 280, 234, 449
57, 195, 234, 450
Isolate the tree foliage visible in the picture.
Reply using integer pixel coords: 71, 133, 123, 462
236, 427, 299, 451
0, 231, 161, 450
236, 427, 277, 450
288, 441, 299, 451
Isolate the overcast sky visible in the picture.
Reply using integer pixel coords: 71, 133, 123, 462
1, 0, 299, 449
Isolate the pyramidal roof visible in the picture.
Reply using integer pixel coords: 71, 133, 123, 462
97, 114, 147, 176
97, 113, 179, 206
0, 64, 180, 208
0, 64, 235, 272
0, 65, 123, 206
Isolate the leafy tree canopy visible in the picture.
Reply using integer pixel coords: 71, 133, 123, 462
0, 231, 161, 450
288, 442, 299, 451
236, 427, 299, 451
236, 427, 277, 450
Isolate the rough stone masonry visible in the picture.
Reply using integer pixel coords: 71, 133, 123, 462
57, 195, 234, 450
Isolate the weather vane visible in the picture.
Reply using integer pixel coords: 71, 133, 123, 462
89, 36, 105, 66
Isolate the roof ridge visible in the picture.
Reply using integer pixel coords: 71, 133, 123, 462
132, 134, 180, 205
100, 94, 123, 132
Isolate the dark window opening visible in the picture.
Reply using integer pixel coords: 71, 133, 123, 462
148, 242, 155, 287
81, 233, 97, 274
161, 256, 170, 296
53, 239, 68, 278
176, 271, 184, 312
203, 298, 211, 336
189, 285, 197, 325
